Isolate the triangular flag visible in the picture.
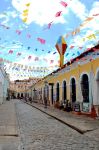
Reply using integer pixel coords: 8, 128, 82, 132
22, 18, 27, 23
23, 9, 29, 13
26, 3, 30, 7
60, 1, 68, 7
55, 11, 62, 17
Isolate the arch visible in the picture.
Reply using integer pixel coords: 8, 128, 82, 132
17, 93, 20, 98
80, 74, 89, 103
56, 82, 60, 101
62, 80, 67, 102
21, 93, 23, 98
80, 72, 89, 81
70, 77, 76, 103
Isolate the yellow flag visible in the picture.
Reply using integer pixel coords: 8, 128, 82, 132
22, 18, 27, 23
23, 13, 28, 16
23, 9, 29, 13
26, 3, 30, 7
87, 34, 96, 40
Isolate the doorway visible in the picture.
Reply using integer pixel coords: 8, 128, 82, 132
70, 78, 76, 102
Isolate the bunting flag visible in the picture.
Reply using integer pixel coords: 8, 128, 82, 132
50, 60, 54, 64
79, 46, 83, 49
80, 17, 94, 27
87, 34, 96, 40
35, 48, 38, 51
16, 30, 21, 35
70, 45, 74, 49
27, 46, 31, 49
37, 37, 46, 44
23, 9, 29, 13
26, 3, 30, 7
60, 1, 68, 7
34, 57, 39, 61
17, 52, 21, 56
23, 12, 28, 16
84, 17, 94, 22
71, 28, 80, 36
53, 52, 57, 54
28, 56, 32, 59
93, 13, 99, 16
8, 50, 13, 54
0, 24, 10, 29
47, 21, 53, 29
77, 51, 80, 55
22, 17, 27, 23
27, 34, 31, 38
55, 11, 62, 17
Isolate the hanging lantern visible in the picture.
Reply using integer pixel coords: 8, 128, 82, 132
55, 36, 67, 67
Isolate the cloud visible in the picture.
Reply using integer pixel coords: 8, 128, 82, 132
66, 0, 99, 49
0, 10, 18, 25
89, 1, 99, 16
11, 0, 89, 25
68, 0, 88, 20
12, 0, 69, 26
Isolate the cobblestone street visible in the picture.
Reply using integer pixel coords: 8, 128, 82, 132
15, 100, 99, 150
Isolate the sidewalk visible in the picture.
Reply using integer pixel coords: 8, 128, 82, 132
25, 101, 99, 134
0, 100, 18, 136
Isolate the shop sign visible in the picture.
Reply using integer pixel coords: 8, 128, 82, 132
83, 103, 89, 112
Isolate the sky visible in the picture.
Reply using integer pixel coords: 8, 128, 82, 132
0, 0, 99, 81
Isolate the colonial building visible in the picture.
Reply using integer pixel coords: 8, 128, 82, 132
9, 77, 41, 98
0, 61, 10, 104
29, 44, 99, 117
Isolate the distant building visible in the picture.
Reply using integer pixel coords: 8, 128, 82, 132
0, 61, 10, 104
9, 77, 41, 99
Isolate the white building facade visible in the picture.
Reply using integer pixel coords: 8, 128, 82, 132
0, 62, 10, 104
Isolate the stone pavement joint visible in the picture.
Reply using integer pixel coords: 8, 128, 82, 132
24, 100, 99, 135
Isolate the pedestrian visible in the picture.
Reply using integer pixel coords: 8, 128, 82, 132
44, 81, 49, 108
44, 97, 47, 108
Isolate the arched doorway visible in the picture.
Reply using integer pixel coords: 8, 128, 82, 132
17, 93, 20, 98
21, 93, 23, 98
70, 78, 76, 103
49, 83, 54, 105
81, 74, 89, 103
56, 83, 60, 101
62, 80, 67, 102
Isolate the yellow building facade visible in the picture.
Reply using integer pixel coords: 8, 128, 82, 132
29, 45, 99, 116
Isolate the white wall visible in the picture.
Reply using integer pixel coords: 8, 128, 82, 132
0, 63, 9, 104
93, 69, 99, 105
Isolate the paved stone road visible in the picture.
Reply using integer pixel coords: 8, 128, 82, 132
15, 101, 99, 150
